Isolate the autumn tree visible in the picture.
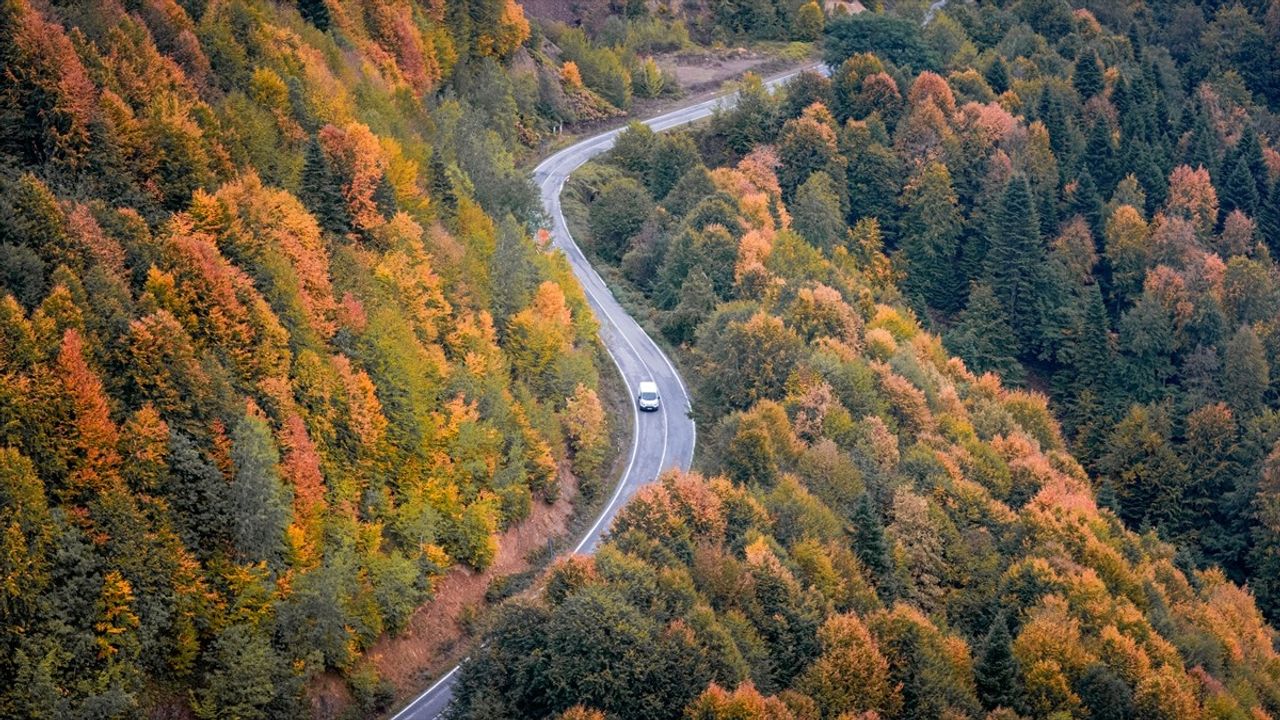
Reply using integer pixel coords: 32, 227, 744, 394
797, 612, 899, 717
564, 384, 609, 495
685, 683, 794, 720
696, 309, 805, 416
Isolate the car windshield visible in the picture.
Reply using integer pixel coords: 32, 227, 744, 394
640, 391, 658, 400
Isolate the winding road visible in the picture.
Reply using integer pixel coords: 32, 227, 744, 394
387, 63, 822, 720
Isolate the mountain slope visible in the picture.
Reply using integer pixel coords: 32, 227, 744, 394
447, 51, 1280, 720
0, 0, 618, 716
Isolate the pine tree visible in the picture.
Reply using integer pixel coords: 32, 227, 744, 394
1099, 404, 1190, 530
490, 216, 540, 331
611, 121, 655, 175
898, 162, 963, 310
372, 172, 397, 220
229, 409, 291, 569
945, 283, 1024, 382
1053, 278, 1113, 422
1261, 180, 1280, 258
1073, 50, 1104, 99
299, 137, 349, 235
1074, 282, 1112, 395
1252, 445, 1280, 619
1221, 154, 1261, 219
1116, 294, 1176, 403
1036, 87, 1074, 166
648, 133, 698, 201
1223, 324, 1269, 418
1131, 143, 1168, 212
792, 171, 845, 254
663, 268, 717, 346
1070, 170, 1105, 238
984, 177, 1045, 355
1232, 126, 1269, 201
985, 57, 1009, 95
589, 178, 654, 263
852, 492, 889, 579
1179, 403, 1239, 560
845, 138, 900, 239
975, 614, 1020, 712
1083, 119, 1117, 195
1185, 103, 1218, 176
297, 0, 330, 31
1077, 664, 1135, 720
428, 150, 457, 213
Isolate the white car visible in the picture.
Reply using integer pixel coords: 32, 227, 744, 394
637, 381, 661, 411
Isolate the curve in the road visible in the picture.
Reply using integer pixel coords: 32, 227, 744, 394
387, 62, 823, 720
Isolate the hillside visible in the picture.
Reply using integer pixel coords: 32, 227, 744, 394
5, 0, 1280, 719
447, 2, 1280, 719
0, 0, 620, 716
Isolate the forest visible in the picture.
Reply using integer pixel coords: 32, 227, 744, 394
446, 0, 1280, 719
0, 0, 699, 715
0, 0, 840, 715
4, 0, 1280, 719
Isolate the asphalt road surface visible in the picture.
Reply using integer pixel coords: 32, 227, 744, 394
387, 62, 822, 720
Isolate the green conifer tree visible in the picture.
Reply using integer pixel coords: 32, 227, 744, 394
229, 411, 291, 569
946, 283, 1024, 382
1073, 50, 1104, 99
985, 57, 1009, 95
899, 162, 964, 310
1232, 126, 1269, 201
1260, 180, 1280, 258
1223, 324, 1269, 417
1069, 170, 1105, 237
1075, 282, 1113, 395
852, 492, 890, 580
1099, 404, 1190, 530
663, 268, 717, 346
373, 173, 397, 220
299, 137, 349, 235
297, 0, 330, 31
1185, 104, 1219, 176
984, 177, 1045, 355
1222, 154, 1261, 219
793, 171, 846, 254
428, 151, 458, 214
1036, 87, 1075, 166
845, 139, 900, 240
1252, 445, 1280, 619
647, 133, 698, 201
1083, 119, 1117, 195
975, 614, 1020, 712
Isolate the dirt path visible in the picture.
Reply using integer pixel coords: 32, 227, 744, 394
366, 472, 580, 692
307, 473, 580, 718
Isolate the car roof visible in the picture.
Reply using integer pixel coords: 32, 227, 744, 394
639, 381, 659, 392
